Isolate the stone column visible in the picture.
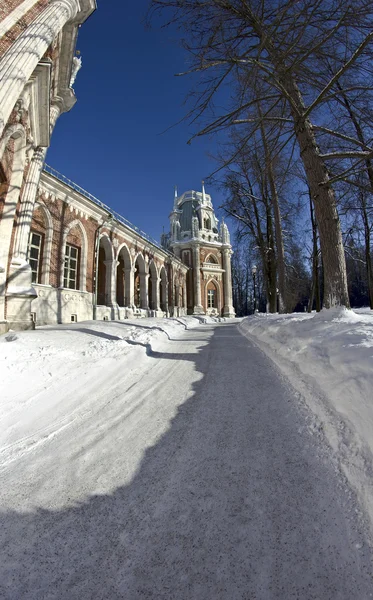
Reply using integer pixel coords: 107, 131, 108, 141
125, 266, 134, 306
222, 248, 235, 317
0, 0, 79, 139
193, 246, 204, 314
182, 280, 187, 311
140, 273, 149, 310
104, 259, 118, 307
153, 277, 160, 312
12, 147, 45, 263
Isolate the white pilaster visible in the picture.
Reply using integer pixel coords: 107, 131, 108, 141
12, 147, 45, 263
193, 246, 204, 314
140, 272, 149, 310
104, 259, 118, 307
0, 0, 79, 139
125, 266, 134, 306
222, 248, 235, 317
153, 276, 160, 311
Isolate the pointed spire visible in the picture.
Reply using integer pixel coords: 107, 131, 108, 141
201, 180, 206, 205
173, 185, 178, 209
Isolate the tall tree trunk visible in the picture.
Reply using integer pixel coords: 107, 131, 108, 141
308, 190, 321, 312
247, 12, 350, 308
335, 81, 373, 309
363, 209, 373, 309
285, 82, 349, 308
259, 119, 287, 313
265, 200, 277, 312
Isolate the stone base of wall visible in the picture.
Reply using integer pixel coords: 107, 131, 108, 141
223, 305, 236, 318
0, 320, 9, 334
26, 286, 185, 326
32, 285, 94, 325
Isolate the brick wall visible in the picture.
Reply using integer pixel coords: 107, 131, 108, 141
0, 1, 50, 59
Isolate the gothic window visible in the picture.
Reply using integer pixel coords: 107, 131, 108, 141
207, 288, 216, 308
182, 250, 190, 266
28, 231, 43, 283
203, 217, 211, 230
206, 254, 218, 264
64, 244, 80, 289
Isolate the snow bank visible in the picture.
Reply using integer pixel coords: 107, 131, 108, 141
240, 308, 373, 523
0, 317, 203, 476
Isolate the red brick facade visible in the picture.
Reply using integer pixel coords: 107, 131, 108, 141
0, 1, 50, 59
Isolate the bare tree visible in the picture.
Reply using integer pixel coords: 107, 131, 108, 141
149, 0, 373, 308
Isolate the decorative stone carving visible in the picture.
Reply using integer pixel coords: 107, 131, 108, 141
69, 55, 82, 88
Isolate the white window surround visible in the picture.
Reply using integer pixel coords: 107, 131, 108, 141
206, 278, 221, 310
28, 230, 43, 284
64, 243, 79, 290
0, 0, 80, 140
34, 200, 53, 285
207, 288, 216, 308
61, 219, 88, 291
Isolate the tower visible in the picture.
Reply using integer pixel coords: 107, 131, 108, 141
165, 183, 235, 317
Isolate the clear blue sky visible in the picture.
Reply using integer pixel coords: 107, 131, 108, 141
47, 1, 225, 241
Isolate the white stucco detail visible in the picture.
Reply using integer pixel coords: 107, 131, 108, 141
61, 218, 88, 291
0, 0, 39, 41
0, 0, 79, 139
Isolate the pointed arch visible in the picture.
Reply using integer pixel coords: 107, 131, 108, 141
205, 253, 218, 264
116, 242, 132, 269
148, 259, 159, 310
97, 232, 115, 306
116, 243, 132, 306
133, 251, 146, 273
159, 265, 168, 312
206, 277, 221, 314
61, 219, 88, 291
133, 252, 148, 309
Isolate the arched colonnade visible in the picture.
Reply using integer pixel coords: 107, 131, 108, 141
97, 234, 175, 314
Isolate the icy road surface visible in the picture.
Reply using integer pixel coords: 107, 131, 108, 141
0, 320, 372, 599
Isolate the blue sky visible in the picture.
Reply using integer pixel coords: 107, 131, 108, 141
47, 1, 225, 241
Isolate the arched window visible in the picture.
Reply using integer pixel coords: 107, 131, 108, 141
203, 217, 211, 230
206, 254, 218, 264
61, 220, 88, 291
207, 288, 216, 308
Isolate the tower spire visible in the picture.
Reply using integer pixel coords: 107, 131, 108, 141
201, 180, 206, 205
173, 185, 178, 209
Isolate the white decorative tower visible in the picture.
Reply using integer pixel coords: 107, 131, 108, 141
163, 183, 235, 317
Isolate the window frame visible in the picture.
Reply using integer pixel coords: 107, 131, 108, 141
28, 230, 43, 284
207, 288, 216, 308
64, 243, 80, 290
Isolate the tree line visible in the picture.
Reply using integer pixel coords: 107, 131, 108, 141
149, 0, 373, 312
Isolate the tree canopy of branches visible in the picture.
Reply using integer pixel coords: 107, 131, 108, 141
149, 0, 373, 309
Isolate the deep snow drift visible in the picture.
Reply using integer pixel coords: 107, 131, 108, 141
240, 307, 373, 528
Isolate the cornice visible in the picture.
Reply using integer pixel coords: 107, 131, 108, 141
39, 171, 186, 269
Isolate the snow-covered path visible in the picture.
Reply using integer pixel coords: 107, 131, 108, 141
1, 321, 372, 598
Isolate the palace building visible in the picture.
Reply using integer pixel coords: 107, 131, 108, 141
0, 1, 234, 333
162, 186, 235, 318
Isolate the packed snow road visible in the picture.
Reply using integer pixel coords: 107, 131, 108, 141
0, 320, 372, 599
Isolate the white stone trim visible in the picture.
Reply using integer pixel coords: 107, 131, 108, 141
61, 218, 88, 291
0, 0, 80, 139
116, 242, 132, 269
0, 0, 39, 41
34, 200, 53, 285
205, 277, 222, 312
0, 125, 27, 321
